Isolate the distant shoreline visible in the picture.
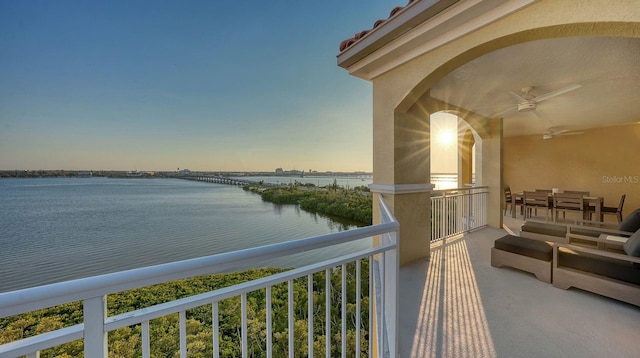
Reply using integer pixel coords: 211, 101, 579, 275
0, 170, 373, 179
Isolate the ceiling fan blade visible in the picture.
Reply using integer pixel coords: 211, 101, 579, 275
558, 131, 584, 136
507, 90, 528, 102
490, 106, 516, 118
472, 103, 514, 110
533, 84, 582, 103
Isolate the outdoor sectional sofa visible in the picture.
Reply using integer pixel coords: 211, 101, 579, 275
503, 209, 640, 307
520, 208, 640, 247
553, 227, 640, 307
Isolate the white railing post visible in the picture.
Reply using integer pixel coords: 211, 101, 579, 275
384, 228, 398, 357
83, 296, 107, 358
377, 194, 399, 358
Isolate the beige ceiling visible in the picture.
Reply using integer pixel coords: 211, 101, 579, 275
430, 36, 640, 137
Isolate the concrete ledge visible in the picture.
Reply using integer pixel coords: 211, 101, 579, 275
369, 183, 435, 194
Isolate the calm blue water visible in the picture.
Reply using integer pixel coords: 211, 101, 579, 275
0, 178, 368, 293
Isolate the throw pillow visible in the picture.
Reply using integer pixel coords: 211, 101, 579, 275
623, 228, 640, 257
619, 208, 640, 232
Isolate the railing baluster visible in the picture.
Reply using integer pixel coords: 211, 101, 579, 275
356, 259, 361, 356
341, 263, 347, 358
288, 280, 294, 358
379, 252, 386, 357
308, 274, 314, 358
142, 321, 150, 358
213, 302, 220, 358
325, 268, 331, 358
179, 310, 187, 357
266, 286, 272, 358
242, 293, 248, 358
368, 256, 373, 358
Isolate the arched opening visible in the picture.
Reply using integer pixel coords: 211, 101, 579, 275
430, 112, 458, 190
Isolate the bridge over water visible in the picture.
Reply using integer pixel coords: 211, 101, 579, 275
179, 175, 280, 187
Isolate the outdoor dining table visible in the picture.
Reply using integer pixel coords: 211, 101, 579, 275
511, 192, 603, 221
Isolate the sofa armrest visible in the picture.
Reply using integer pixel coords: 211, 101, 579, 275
573, 219, 618, 228
567, 225, 633, 237
553, 243, 640, 264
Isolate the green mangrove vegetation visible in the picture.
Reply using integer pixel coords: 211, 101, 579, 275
244, 183, 373, 225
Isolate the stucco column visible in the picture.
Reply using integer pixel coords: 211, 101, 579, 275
371, 188, 433, 265
370, 105, 434, 265
478, 117, 503, 228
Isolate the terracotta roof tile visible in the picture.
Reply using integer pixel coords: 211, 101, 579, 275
339, 0, 417, 52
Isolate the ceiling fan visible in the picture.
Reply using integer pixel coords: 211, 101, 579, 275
491, 84, 582, 117
542, 127, 584, 140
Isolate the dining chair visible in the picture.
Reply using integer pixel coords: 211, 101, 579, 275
523, 191, 552, 222
587, 194, 625, 223
553, 192, 586, 222
504, 185, 523, 216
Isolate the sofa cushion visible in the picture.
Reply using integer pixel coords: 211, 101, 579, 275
494, 235, 553, 261
558, 247, 640, 285
521, 221, 567, 237
619, 208, 640, 232
623, 229, 640, 257
569, 227, 601, 238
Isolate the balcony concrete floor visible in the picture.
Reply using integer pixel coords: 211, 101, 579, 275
399, 216, 640, 357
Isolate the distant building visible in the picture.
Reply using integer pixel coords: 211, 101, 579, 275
275, 168, 284, 175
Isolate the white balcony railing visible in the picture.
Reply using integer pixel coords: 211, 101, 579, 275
0, 194, 399, 358
431, 186, 489, 242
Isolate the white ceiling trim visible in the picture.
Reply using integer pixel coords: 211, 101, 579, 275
345, 0, 536, 80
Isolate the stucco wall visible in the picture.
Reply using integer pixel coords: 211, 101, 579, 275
504, 123, 640, 221
361, 0, 640, 264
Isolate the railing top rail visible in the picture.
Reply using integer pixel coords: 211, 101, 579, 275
0, 219, 397, 318
432, 186, 489, 196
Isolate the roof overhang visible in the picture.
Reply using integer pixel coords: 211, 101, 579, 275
337, 0, 536, 80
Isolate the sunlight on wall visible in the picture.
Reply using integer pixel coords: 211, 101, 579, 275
410, 238, 496, 357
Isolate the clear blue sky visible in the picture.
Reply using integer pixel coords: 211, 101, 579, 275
0, 0, 403, 172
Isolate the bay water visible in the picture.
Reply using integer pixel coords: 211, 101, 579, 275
0, 178, 368, 293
